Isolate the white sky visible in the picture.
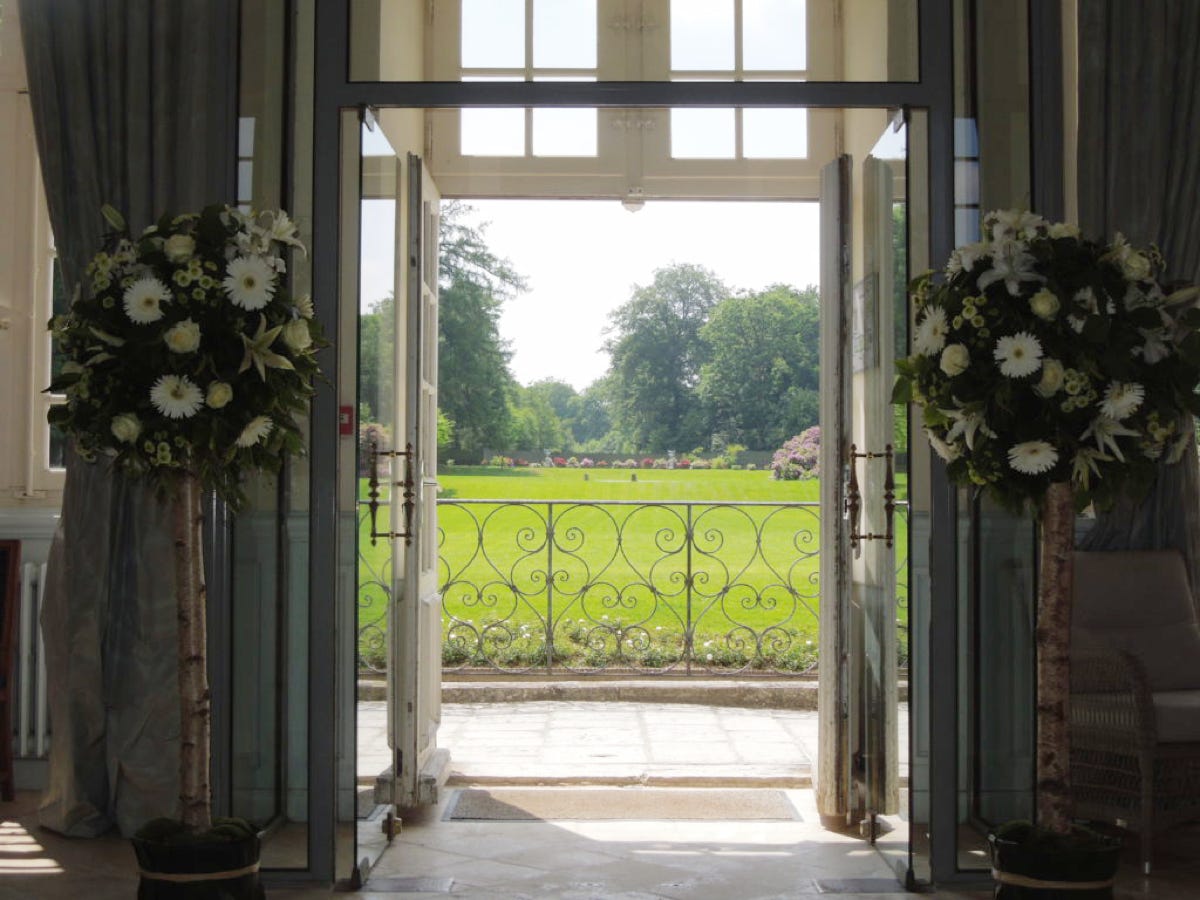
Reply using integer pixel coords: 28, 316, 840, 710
361, 199, 820, 391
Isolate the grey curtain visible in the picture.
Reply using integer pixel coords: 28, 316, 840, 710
1076, 1, 1200, 598
20, 0, 237, 837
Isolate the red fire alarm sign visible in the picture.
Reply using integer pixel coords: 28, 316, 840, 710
339, 405, 354, 436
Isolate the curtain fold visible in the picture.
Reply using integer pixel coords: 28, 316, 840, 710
1075, 0, 1200, 600
20, 0, 237, 837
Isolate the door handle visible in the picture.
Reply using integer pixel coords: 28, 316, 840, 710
367, 436, 416, 546
847, 443, 895, 555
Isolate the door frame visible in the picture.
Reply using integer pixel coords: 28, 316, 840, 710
308, 0, 958, 888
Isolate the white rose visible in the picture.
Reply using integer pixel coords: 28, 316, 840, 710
1048, 222, 1080, 239
282, 318, 313, 352
206, 381, 233, 409
1036, 358, 1065, 397
1123, 251, 1152, 281
164, 318, 202, 353
939, 343, 970, 376
111, 413, 142, 444
1029, 288, 1060, 320
163, 233, 196, 263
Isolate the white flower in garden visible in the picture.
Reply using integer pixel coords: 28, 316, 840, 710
123, 276, 170, 323
164, 318, 202, 353
913, 307, 949, 356
993, 332, 1043, 378
150, 374, 204, 419
1048, 222, 1080, 239
977, 239, 1045, 296
924, 428, 960, 462
294, 294, 314, 319
223, 255, 276, 310
942, 408, 995, 451
110, 413, 142, 444
282, 319, 313, 352
1007, 441, 1058, 475
206, 381, 233, 409
163, 234, 196, 263
1029, 288, 1060, 320
1035, 358, 1065, 397
1100, 382, 1145, 421
236, 415, 274, 448
1082, 415, 1140, 462
939, 343, 970, 376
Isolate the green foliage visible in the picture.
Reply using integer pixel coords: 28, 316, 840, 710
604, 263, 728, 452
699, 284, 821, 448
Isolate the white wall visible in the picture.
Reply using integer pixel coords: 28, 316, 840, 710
0, 3, 64, 524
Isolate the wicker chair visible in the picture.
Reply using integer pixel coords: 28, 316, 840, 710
1070, 549, 1200, 875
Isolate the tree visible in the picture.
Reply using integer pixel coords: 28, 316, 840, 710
508, 384, 570, 452
698, 284, 820, 449
604, 264, 727, 453
437, 203, 526, 459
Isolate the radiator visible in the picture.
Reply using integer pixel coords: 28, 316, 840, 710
15, 562, 49, 759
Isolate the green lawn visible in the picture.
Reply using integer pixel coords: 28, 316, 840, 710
357, 466, 909, 674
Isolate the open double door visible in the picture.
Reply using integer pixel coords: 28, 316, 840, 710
351, 112, 913, 882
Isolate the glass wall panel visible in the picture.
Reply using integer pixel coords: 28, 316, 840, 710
232, 0, 315, 872
952, 0, 1033, 875
349, 0, 918, 82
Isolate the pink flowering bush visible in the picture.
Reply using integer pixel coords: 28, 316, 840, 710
771, 426, 821, 480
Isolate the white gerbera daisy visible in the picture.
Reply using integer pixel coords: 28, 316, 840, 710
236, 415, 274, 448
150, 374, 204, 419
294, 294, 314, 319
123, 276, 170, 323
1007, 441, 1058, 475
913, 307, 949, 356
1100, 382, 1145, 420
223, 255, 276, 310
993, 332, 1043, 378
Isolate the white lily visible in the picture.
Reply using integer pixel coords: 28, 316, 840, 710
941, 407, 995, 451
1081, 415, 1141, 462
1071, 447, 1111, 491
977, 239, 1045, 296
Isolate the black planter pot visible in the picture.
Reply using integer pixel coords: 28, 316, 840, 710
988, 823, 1122, 899
131, 825, 264, 900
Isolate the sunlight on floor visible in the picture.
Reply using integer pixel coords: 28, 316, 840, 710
0, 820, 64, 875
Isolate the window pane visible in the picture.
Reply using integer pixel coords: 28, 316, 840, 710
670, 108, 735, 158
743, 0, 806, 71
461, 108, 526, 156
533, 0, 596, 69
532, 108, 597, 156
670, 0, 734, 71
462, 0, 525, 68
362, 122, 397, 157
49, 421, 66, 469
743, 108, 808, 158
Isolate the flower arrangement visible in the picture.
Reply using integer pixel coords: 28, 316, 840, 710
894, 209, 1200, 513
895, 209, 1200, 839
48, 204, 324, 508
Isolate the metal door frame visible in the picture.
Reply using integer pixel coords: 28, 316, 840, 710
307, 0, 960, 887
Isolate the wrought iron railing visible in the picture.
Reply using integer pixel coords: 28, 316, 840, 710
357, 495, 911, 677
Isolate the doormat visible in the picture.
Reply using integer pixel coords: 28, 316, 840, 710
445, 787, 800, 821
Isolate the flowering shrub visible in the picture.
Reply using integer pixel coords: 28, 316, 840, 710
487, 455, 513, 468
771, 426, 821, 481
553, 456, 567, 467
641, 457, 655, 469
566, 456, 580, 467
596, 460, 609, 468
676, 458, 691, 469
894, 210, 1200, 511
48, 205, 324, 507
580, 457, 595, 468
